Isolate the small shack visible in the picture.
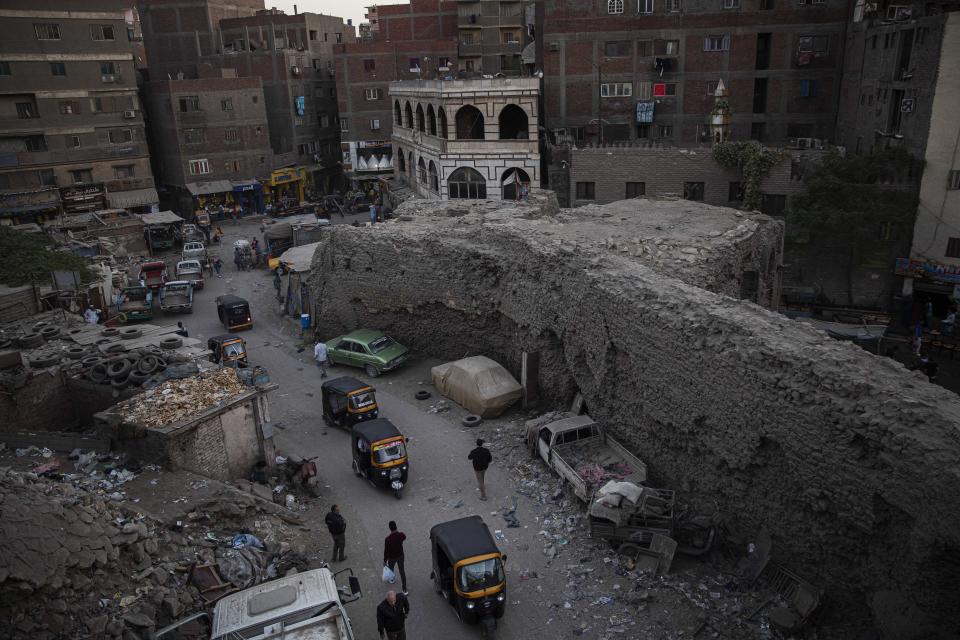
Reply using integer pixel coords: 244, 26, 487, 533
277, 242, 320, 323
138, 210, 184, 254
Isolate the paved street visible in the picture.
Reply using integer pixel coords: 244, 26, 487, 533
169, 217, 553, 639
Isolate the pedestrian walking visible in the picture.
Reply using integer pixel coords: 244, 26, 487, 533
383, 521, 408, 594
369, 202, 378, 225
468, 438, 493, 501
376, 590, 410, 640
273, 269, 282, 299
234, 246, 242, 271
325, 504, 346, 562
175, 322, 188, 338
314, 340, 328, 378
213, 257, 223, 278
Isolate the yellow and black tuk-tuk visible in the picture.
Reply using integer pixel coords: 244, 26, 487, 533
430, 516, 507, 638
215, 294, 252, 331
208, 334, 248, 367
350, 418, 408, 499
321, 376, 378, 428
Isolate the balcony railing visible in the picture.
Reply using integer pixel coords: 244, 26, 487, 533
393, 125, 537, 155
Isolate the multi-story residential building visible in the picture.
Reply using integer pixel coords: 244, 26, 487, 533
540, 0, 848, 146
138, 0, 262, 80
0, 0, 157, 223
390, 77, 540, 199
144, 73, 273, 214
214, 9, 355, 193
455, 0, 531, 76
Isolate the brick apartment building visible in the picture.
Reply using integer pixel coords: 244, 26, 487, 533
144, 74, 272, 214
213, 9, 355, 193
0, 1, 157, 224
541, 0, 849, 147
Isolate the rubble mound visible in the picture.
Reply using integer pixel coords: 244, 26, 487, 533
306, 196, 960, 636
117, 368, 247, 427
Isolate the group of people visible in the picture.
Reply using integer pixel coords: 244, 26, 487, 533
321, 438, 495, 640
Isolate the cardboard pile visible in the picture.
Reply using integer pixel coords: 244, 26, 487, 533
118, 368, 247, 427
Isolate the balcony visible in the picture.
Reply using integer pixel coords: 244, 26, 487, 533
458, 13, 523, 27
393, 125, 537, 156
458, 43, 482, 56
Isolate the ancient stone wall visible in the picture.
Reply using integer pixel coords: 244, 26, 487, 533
307, 199, 960, 636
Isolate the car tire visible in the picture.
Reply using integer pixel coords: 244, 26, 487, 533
127, 369, 149, 386
107, 359, 132, 379
364, 364, 380, 378
415, 390, 431, 401
29, 353, 59, 368
462, 414, 482, 428
81, 356, 102, 368
101, 328, 120, 338
137, 355, 159, 374
105, 343, 128, 353
120, 328, 142, 340
65, 346, 87, 360
160, 337, 182, 350
40, 326, 60, 340
88, 362, 109, 383
18, 333, 43, 348
111, 374, 130, 390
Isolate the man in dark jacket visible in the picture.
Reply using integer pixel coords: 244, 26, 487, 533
383, 520, 408, 594
324, 504, 347, 562
376, 590, 410, 640
468, 438, 493, 501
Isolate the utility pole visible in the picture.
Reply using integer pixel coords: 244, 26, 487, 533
593, 60, 604, 145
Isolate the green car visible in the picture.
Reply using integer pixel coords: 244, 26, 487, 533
327, 329, 410, 377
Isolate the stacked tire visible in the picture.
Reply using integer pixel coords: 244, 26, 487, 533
80, 348, 167, 391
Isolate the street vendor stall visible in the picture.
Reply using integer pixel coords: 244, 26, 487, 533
138, 210, 184, 254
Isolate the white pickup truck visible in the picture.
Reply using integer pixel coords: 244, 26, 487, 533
159, 281, 193, 314
527, 414, 647, 503
154, 566, 362, 640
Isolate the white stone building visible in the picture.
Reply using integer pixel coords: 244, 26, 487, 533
390, 78, 540, 201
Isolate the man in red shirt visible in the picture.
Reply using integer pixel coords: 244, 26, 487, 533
383, 520, 407, 595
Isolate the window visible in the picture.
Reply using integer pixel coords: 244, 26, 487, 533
224, 128, 240, 143
320, 114, 330, 127
439, 56, 451, 70
364, 59, 376, 71
465, 59, 476, 72
722, 0, 740, 8
449, 167, 487, 199
636, 82, 652, 100
100, 61, 118, 76
729, 182, 744, 201
183, 129, 204, 144
637, 40, 653, 57
188, 159, 211, 175
600, 83, 632, 97
364, 88, 381, 100
750, 122, 766, 141
70, 169, 93, 184
626, 182, 645, 198
39, 169, 56, 186
34, 23, 61, 40
760, 0, 774, 7
576, 182, 595, 200
341, 118, 349, 132
636, 124, 650, 138
786, 123, 814, 137
223, 160, 240, 172
655, 39, 679, 55
252, 95, 259, 104
221, 98, 233, 111
179, 96, 200, 112
0, 62, 10, 76
706, 80, 720, 95
753, 77, 768, 113
16, 103, 36, 119
604, 41, 631, 57
461, 32, 476, 45
408, 57, 421, 71
59, 101, 80, 115
639, 0, 654, 13
668, 0, 682, 11
67, 135, 81, 148
370, 118, 381, 130
798, 35, 829, 54
309, 30, 318, 41
335, 32, 342, 43
946, 238, 960, 258
704, 35, 730, 51
949, 170, 960, 190
24, 135, 46, 151
502, 30, 519, 44
108, 129, 132, 144
112, 165, 135, 179
659, 124, 673, 138
652, 83, 676, 96
50, 62, 66, 76
608, 0, 624, 13
761, 194, 787, 215
90, 25, 115, 41
800, 79, 818, 97
683, 182, 704, 201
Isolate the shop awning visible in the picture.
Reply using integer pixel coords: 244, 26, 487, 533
185, 180, 234, 196
107, 187, 159, 209
0, 202, 60, 214
138, 210, 184, 226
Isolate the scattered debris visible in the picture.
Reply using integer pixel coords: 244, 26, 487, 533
115, 368, 248, 426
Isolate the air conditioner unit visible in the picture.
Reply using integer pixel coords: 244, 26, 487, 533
101, 74, 115, 83
123, 110, 137, 119
548, 42, 559, 52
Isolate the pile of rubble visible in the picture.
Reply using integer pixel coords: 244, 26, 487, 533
0, 465, 316, 640
116, 368, 248, 426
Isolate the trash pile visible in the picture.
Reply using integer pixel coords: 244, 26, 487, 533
116, 368, 248, 426
0, 466, 316, 640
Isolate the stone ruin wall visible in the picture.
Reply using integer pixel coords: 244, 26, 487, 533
307, 208, 960, 636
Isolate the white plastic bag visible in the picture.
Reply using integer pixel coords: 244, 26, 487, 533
382, 564, 396, 584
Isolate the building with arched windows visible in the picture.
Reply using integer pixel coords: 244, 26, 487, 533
390, 78, 540, 200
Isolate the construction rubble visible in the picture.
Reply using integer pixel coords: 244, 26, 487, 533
115, 367, 249, 427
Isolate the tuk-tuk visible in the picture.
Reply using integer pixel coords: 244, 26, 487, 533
321, 376, 378, 428
350, 419, 408, 499
429, 516, 507, 637
208, 334, 248, 367
215, 294, 252, 331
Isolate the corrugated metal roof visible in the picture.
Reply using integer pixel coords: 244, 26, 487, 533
278, 242, 321, 273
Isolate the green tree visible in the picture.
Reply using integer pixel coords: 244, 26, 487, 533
0, 226, 96, 287
712, 141, 787, 211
